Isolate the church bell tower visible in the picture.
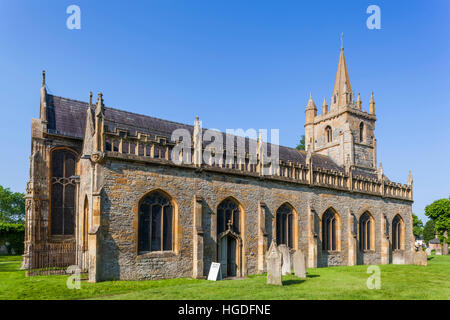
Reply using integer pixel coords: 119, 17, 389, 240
304, 46, 378, 174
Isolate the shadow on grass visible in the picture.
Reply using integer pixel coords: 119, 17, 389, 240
282, 279, 306, 286
427, 257, 434, 261
307, 274, 320, 278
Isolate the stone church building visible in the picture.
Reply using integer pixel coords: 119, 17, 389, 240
23, 48, 415, 282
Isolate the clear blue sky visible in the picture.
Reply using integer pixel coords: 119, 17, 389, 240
0, 0, 449, 223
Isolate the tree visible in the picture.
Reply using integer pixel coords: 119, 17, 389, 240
424, 197, 450, 244
412, 213, 424, 239
296, 135, 305, 151
0, 185, 25, 224
423, 219, 436, 244
0, 223, 24, 255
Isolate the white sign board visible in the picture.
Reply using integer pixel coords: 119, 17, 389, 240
207, 262, 222, 281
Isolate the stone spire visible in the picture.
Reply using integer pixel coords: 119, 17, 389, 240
356, 93, 362, 110
40, 70, 47, 123
305, 93, 317, 124
332, 48, 352, 109
369, 92, 375, 115
322, 98, 328, 115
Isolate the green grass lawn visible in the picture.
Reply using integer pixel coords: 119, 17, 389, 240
0, 254, 449, 300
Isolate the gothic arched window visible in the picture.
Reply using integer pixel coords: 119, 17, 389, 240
359, 212, 373, 251
217, 198, 240, 235
50, 149, 77, 236
138, 191, 173, 253
392, 215, 403, 250
359, 122, 364, 142
276, 204, 293, 248
322, 208, 338, 251
325, 126, 332, 143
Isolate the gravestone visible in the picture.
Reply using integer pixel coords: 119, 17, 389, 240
293, 249, 306, 278
436, 247, 442, 255
392, 251, 405, 264
207, 262, 222, 281
425, 247, 431, 256
444, 231, 449, 255
413, 251, 427, 266
266, 241, 282, 286
278, 244, 291, 275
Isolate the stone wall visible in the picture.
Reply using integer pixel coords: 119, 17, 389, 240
97, 157, 413, 281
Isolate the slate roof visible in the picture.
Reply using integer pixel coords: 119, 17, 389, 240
45, 94, 345, 172
429, 238, 440, 244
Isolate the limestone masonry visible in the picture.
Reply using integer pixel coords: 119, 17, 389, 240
23, 48, 415, 282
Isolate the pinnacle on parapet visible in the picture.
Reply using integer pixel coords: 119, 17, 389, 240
95, 92, 104, 116
322, 98, 328, 115
369, 91, 375, 114
89, 91, 93, 109
42, 70, 46, 88
306, 93, 316, 110
97, 92, 103, 105
356, 93, 362, 110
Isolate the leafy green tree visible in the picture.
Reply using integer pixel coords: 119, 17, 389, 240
412, 213, 424, 239
0, 185, 25, 224
423, 219, 436, 244
425, 197, 450, 244
296, 135, 305, 151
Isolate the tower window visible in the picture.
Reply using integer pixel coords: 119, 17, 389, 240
325, 126, 332, 143
359, 122, 364, 142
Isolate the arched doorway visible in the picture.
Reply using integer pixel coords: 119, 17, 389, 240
217, 198, 242, 278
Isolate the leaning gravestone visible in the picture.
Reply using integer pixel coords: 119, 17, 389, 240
278, 244, 291, 275
293, 249, 306, 278
207, 262, 222, 281
266, 241, 282, 286
425, 247, 431, 256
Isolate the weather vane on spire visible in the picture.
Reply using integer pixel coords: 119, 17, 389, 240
341, 32, 344, 49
